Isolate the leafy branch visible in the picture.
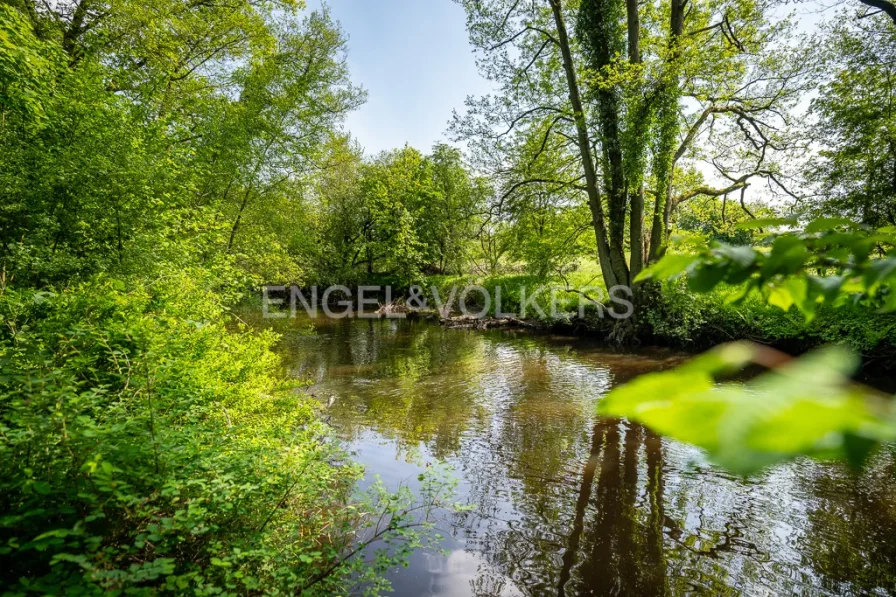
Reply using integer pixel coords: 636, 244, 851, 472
600, 218, 896, 475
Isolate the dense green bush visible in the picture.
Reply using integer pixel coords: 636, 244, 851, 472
425, 269, 896, 368
638, 279, 896, 364
0, 273, 444, 595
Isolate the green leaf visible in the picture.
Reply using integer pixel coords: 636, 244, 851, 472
34, 528, 74, 541
805, 217, 858, 233
767, 277, 807, 313
807, 274, 844, 304
717, 245, 758, 269
864, 257, 896, 289
597, 343, 895, 476
761, 235, 810, 278
635, 253, 698, 282
687, 262, 728, 293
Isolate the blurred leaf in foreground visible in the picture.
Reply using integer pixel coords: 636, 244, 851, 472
598, 342, 896, 475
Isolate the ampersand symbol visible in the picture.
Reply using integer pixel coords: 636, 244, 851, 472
407, 285, 428, 310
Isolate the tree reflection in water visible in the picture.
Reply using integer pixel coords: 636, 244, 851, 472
557, 421, 666, 597
248, 313, 896, 596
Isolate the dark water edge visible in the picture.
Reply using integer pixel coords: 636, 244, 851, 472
245, 311, 896, 597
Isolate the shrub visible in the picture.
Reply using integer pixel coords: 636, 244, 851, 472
638, 280, 896, 367
0, 273, 445, 595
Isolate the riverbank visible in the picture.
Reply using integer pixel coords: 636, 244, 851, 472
416, 273, 896, 376
258, 276, 896, 376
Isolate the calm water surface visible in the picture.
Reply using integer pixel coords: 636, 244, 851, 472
259, 315, 896, 596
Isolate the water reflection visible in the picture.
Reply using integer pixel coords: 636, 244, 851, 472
801, 454, 896, 595
253, 314, 896, 596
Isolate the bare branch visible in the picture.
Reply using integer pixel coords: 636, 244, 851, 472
500, 176, 586, 201
496, 105, 568, 139
858, 0, 896, 24
498, 0, 524, 32
489, 25, 559, 51
674, 176, 752, 204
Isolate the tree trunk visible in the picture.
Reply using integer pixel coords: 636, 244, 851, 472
227, 187, 252, 252
548, 0, 624, 288
647, 0, 687, 262
858, 0, 896, 24
629, 185, 645, 280
626, 0, 641, 62
576, 0, 632, 287
62, 0, 91, 65
625, 0, 644, 279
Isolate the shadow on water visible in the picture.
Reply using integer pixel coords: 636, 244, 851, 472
248, 313, 896, 596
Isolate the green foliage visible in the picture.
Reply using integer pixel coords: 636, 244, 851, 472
454, 0, 806, 290
638, 277, 896, 355
809, 11, 896, 227
639, 221, 896, 321
0, 274, 454, 595
0, 1, 361, 288
421, 265, 612, 322
638, 278, 723, 344
0, 4, 60, 123
675, 196, 777, 245
0, 2, 462, 591
507, 201, 591, 278
469, 220, 514, 276
313, 144, 488, 285
598, 342, 896, 475
421, 144, 489, 275
605, 218, 896, 475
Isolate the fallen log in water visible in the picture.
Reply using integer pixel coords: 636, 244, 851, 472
439, 315, 538, 330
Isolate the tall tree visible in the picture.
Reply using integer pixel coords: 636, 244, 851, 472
421, 143, 489, 274
0, 0, 361, 285
219, 10, 364, 253
453, 0, 808, 294
809, 10, 896, 226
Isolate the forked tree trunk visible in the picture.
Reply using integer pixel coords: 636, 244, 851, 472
227, 187, 252, 252
548, 0, 628, 289
648, 0, 687, 262
626, 0, 645, 281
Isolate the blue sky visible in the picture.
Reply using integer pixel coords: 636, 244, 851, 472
303, 1, 831, 159
305, 0, 493, 155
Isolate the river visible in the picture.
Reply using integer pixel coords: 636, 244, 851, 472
254, 313, 896, 596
